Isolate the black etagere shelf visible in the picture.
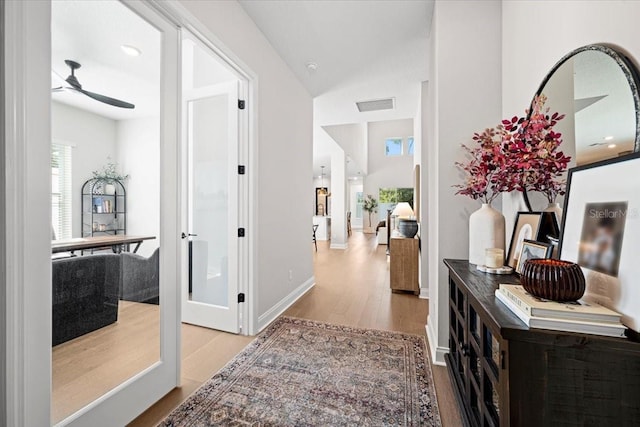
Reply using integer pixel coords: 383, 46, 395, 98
81, 178, 126, 238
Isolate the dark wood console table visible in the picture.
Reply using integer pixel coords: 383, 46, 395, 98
444, 259, 640, 427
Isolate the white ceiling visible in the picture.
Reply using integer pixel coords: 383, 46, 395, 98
51, 0, 161, 121
238, 0, 432, 97
239, 0, 432, 178
51, 0, 431, 179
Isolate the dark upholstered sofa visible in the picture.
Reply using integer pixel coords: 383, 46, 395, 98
120, 248, 160, 304
52, 253, 121, 346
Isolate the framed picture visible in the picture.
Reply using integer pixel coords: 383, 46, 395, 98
506, 211, 559, 269
516, 239, 553, 274
559, 152, 640, 332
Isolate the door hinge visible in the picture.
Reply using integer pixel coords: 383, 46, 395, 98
238, 165, 246, 175
238, 293, 245, 303
238, 228, 245, 237
238, 100, 245, 110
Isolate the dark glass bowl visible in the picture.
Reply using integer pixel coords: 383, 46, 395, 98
520, 259, 586, 302
398, 219, 418, 238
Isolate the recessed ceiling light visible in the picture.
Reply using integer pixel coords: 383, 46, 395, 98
604, 136, 614, 141
608, 143, 617, 149
121, 44, 141, 57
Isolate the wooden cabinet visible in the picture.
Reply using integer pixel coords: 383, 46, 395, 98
390, 237, 419, 294
445, 259, 640, 427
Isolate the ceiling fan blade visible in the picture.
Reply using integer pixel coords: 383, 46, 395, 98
76, 88, 135, 109
51, 86, 64, 92
52, 69, 67, 85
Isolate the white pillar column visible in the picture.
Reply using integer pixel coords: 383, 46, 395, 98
330, 147, 347, 249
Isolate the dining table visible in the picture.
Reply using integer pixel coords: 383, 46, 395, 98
51, 234, 156, 254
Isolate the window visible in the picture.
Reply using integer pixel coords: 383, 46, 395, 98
355, 191, 364, 219
379, 188, 414, 205
385, 137, 403, 156
379, 188, 414, 222
407, 136, 415, 156
52, 143, 72, 240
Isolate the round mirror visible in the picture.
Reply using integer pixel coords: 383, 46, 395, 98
524, 44, 640, 210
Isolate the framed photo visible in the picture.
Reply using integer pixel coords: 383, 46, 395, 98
559, 152, 640, 332
506, 211, 559, 269
516, 239, 553, 274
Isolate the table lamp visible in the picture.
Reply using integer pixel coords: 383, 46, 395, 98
392, 202, 418, 238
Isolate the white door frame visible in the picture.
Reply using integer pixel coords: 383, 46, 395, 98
3, 0, 182, 425
4, 1, 53, 424
155, 0, 258, 336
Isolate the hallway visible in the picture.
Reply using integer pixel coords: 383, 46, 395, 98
287, 232, 460, 426
288, 231, 428, 335
132, 231, 460, 426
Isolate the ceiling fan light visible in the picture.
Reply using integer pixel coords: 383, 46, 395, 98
121, 44, 141, 57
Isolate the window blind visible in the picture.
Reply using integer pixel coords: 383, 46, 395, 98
51, 143, 72, 240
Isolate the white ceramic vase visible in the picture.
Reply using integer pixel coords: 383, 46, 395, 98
469, 203, 506, 266
544, 202, 563, 228
104, 183, 116, 195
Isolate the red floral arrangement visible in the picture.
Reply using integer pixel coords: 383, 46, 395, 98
504, 94, 571, 203
454, 126, 517, 204
455, 95, 571, 204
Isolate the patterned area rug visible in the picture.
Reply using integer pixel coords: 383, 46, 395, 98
160, 317, 441, 426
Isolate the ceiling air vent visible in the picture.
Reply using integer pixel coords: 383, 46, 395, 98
356, 97, 395, 112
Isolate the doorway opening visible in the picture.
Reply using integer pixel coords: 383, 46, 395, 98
180, 30, 250, 334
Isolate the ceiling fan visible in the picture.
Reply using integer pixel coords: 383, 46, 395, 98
52, 60, 135, 109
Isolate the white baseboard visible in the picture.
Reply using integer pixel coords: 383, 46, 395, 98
257, 277, 315, 332
426, 316, 448, 366
329, 242, 348, 250
419, 287, 429, 299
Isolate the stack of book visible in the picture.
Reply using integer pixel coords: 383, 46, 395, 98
495, 284, 626, 338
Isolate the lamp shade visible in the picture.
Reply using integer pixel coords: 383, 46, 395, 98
392, 202, 414, 218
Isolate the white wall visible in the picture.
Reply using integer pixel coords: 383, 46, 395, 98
178, 0, 314, 331
313, 67, 423, 177
51, 103, 161, 255
426, 0, 502, 365
51, 101, 117, 238
425, 0, 640, 366
322, 123, 367, 174
365, 118, 415, 223
116, 117, 160, 258
330, 144, 347, 249
502, 0, 640, 238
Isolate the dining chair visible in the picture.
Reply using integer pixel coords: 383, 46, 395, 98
312, 224, 319, 251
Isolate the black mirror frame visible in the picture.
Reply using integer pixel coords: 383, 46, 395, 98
522, 44, 640, 211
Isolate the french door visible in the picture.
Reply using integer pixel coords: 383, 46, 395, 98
61, 2, 181, 425
182, 77, 242, 334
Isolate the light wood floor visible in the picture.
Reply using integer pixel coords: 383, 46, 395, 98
130, 231, 461, 426
53, 300, 161, 423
